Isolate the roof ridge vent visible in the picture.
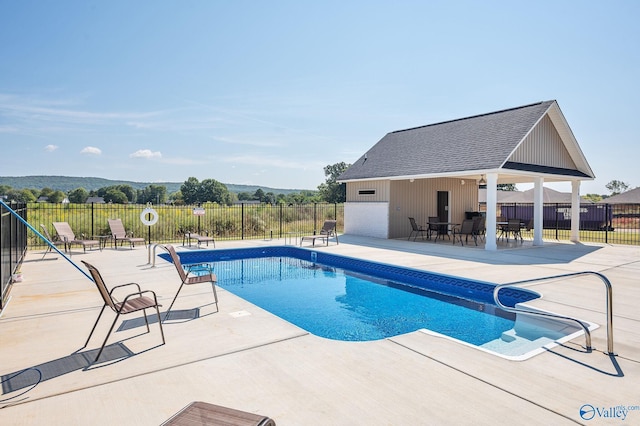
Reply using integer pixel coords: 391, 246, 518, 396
390, 101, 553, 134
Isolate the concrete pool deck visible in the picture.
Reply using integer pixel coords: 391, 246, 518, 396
1, 236, 639, 425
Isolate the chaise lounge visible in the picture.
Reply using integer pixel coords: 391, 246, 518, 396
52, 222, 100, 253
182, 231, 215, 248
108, 218, 146, 249
40, 223, 67, 259
300, 220, 339, 247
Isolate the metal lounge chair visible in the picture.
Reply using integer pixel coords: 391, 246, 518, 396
182, 231, 216, 248
407, 217, 427, 241
40, 224, 67, 259
80, 260, 165, 362
300, 220, 339, 246
108, 218, 146, 249
52, 222, 100, 253
164, 245, 219, 321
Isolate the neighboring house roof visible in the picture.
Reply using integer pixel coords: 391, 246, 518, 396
479, 188, 594, 204
338, 100, 595, 184
86, 197, 105, 203
36, 196, 49, 202
601, 187, 640, 204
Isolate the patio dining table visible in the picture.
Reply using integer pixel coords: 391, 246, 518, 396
426, 222, 460, 243
496, 221, 526, 229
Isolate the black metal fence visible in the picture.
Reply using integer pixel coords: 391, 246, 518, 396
26, 202, 344, 249
496, 203, 640, 245
17, 201, 640, 249
4, 200, 640, 311
1, 202, 27, 310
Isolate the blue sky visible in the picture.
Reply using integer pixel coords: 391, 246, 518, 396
1, 1, 638, 194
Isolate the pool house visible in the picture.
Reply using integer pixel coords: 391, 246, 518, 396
338, 100, 595, 250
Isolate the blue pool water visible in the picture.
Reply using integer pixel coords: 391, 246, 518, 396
159, 246, 540, 345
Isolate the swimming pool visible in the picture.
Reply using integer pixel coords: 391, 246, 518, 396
159, 246, 587, 359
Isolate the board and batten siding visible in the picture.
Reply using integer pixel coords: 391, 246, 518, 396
388, 178, 479, 239
345, 180, 390, 202
509, 115, 576, 169
344, 178, 479, 239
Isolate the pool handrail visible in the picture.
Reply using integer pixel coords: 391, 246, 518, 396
148, 243, 171, 266
493, 271, 614, 356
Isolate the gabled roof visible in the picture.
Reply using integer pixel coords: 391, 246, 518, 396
339, 100, 594, 184
601, 187, 640, 204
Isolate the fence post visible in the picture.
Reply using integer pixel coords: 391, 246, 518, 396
91, 202, 95, 237
313, 203, 317, 233
241, 203, 245, 240
555, 203, 559, 240
279, 203, 283, 239
605, 203, 610, 244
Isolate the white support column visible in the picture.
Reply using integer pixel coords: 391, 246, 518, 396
570, 180, 581, 242
533, 177, 544, 246
485, 173, 498, 251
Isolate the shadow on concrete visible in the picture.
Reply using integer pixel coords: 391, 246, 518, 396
338, 235, 604, 266
1, 343, 134, 397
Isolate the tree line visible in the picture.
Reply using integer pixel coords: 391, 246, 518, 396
0, 162, 351, 205
2, 166, 632, 205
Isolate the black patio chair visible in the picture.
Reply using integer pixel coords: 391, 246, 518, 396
454, 219, 477, 246
506, 219, 523, 242
473, 216, 486, 242
408, 217, 428, 241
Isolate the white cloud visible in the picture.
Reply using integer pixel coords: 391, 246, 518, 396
129, 149, 162, 159
44, 144, 58, 152
0, 93, 166, 125
80, 146, 102, 155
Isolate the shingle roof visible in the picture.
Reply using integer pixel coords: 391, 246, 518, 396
601, 187, 640, 204
339, 100, 575, 181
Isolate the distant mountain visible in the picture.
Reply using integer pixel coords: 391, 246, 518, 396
0, 175, 312, 195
